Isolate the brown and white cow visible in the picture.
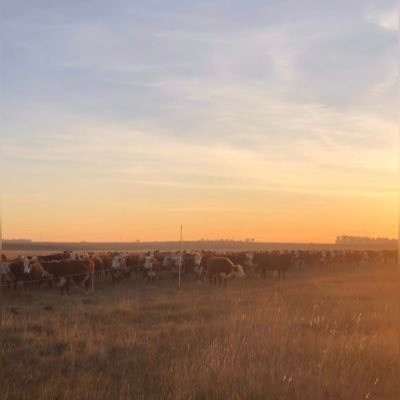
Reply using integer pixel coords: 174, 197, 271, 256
4, 257, 53, 290
206, 257, 245, 287
110, 253, 128, 283
42, 258, 94, 295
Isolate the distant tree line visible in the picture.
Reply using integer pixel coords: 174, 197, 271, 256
197, 238, 256, 242
3, 239, 33, 244
336, 235, 397, 245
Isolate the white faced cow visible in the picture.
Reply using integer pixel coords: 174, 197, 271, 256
111, 253, 127, 282
22, 256, 38, 274
144, 255, 156, 282
1, 260, 12, 285
193, 251, 204, 282
206, 257, 245, 287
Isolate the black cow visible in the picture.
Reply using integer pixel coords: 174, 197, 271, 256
254, 252, 292, 279
38, 251, 71, 262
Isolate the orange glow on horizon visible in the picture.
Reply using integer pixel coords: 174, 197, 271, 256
3, 190, 397, 243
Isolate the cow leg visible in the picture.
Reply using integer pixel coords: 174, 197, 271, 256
60, 277, 70, 295
58, 277, 67, 295
5, 274, 14, 290
66, 278, 71, 294
90, 272, 95, 293
84, 275, 91, 293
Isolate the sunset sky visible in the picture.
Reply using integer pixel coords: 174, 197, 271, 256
2, 0, 398, 243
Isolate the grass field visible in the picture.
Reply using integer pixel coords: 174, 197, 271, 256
1, 265, 399, 400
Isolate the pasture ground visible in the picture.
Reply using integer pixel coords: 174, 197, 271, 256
1, 264, 399, 400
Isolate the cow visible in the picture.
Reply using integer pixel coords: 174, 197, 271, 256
4, 257, 53, 290
221, 252, 256, 275
110, 253, 128, 283
98, 253, 112, 276
38, 251, 72, 262
193, 251, 205, 282
88, 254, 105, 276
126, 253, 141, 274
170, 252, 183, 277
143, 254, 156, 283
206, 257, 245, 287
42, 258, 94, 295
3, 258, 26, 289
254, 252, 292, 279
1, 255, 12, 288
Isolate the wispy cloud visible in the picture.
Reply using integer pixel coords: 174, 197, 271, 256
2, 0, 397, 241
365, 2, 398, 31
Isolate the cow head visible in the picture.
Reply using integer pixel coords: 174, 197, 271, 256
232, 264, 245, 278
194, 265, 203, 280
194, 252, 202, 267
1, 262, 11, 275
112, 255, 121, 269
144, 255, 153, 269
80, 252, 90, 261
42, 270, 53, 279
162, 256, 172, 267
68, 251, 78, 261
173, 254, 183, 267
23, 257, 32, 274
58, 277, 67, 288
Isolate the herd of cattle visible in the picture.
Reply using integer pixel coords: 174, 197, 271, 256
0, 248, 397, 295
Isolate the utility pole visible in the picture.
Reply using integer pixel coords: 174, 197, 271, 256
178, 225, 183, 289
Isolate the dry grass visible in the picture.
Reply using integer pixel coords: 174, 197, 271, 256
1, 265, 399, 400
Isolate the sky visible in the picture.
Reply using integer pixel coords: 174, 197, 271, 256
1, 0, 398, 243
